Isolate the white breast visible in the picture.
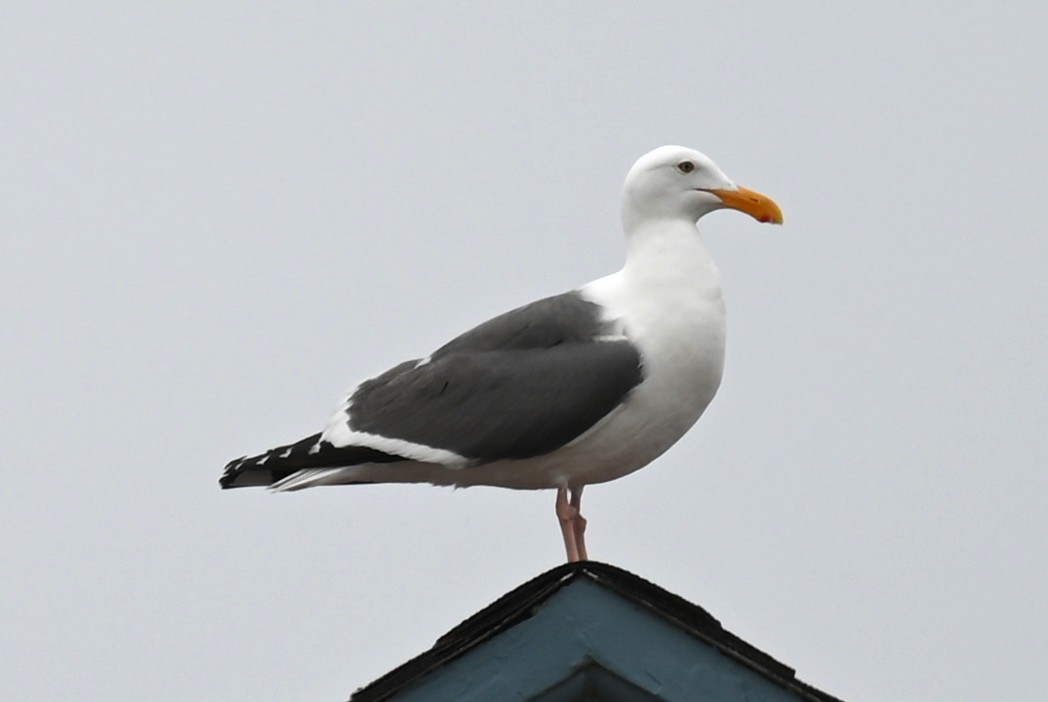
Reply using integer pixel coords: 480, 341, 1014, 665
565, 230, 726, 484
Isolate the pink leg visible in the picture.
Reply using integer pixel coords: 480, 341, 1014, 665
570, 486, 588, 561
555, 486, 589, 563
556, 487, 581, 562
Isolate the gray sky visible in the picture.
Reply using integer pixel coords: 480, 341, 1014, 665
3, 3, 1046, 700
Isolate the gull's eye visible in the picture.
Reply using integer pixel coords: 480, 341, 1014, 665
677, 161, 696, 174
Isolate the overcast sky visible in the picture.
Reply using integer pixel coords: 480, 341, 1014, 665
3, 3, 1046, 701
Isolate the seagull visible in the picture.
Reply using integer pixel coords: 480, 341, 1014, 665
221, 145, 783, 562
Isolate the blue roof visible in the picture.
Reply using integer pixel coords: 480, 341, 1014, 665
349, 562, 845, 702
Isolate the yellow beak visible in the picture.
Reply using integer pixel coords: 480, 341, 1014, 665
707, 185, 784, 224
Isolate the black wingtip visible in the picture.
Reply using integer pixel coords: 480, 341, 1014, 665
219, 456, 248, 489
219, 433, 406, 490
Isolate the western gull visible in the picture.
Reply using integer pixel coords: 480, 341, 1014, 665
221, 145, 783, 562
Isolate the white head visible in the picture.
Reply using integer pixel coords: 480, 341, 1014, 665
621, 145, 783, 233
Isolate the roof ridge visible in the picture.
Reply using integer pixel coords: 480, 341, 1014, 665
349, 562, 845, 702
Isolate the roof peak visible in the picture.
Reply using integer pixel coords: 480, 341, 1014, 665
351, 561, 844, 702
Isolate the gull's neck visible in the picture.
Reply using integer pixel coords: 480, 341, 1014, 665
621, 216, 721, 294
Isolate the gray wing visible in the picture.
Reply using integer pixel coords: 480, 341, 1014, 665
430, 291, 616, 356
343, 292, 643, 462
